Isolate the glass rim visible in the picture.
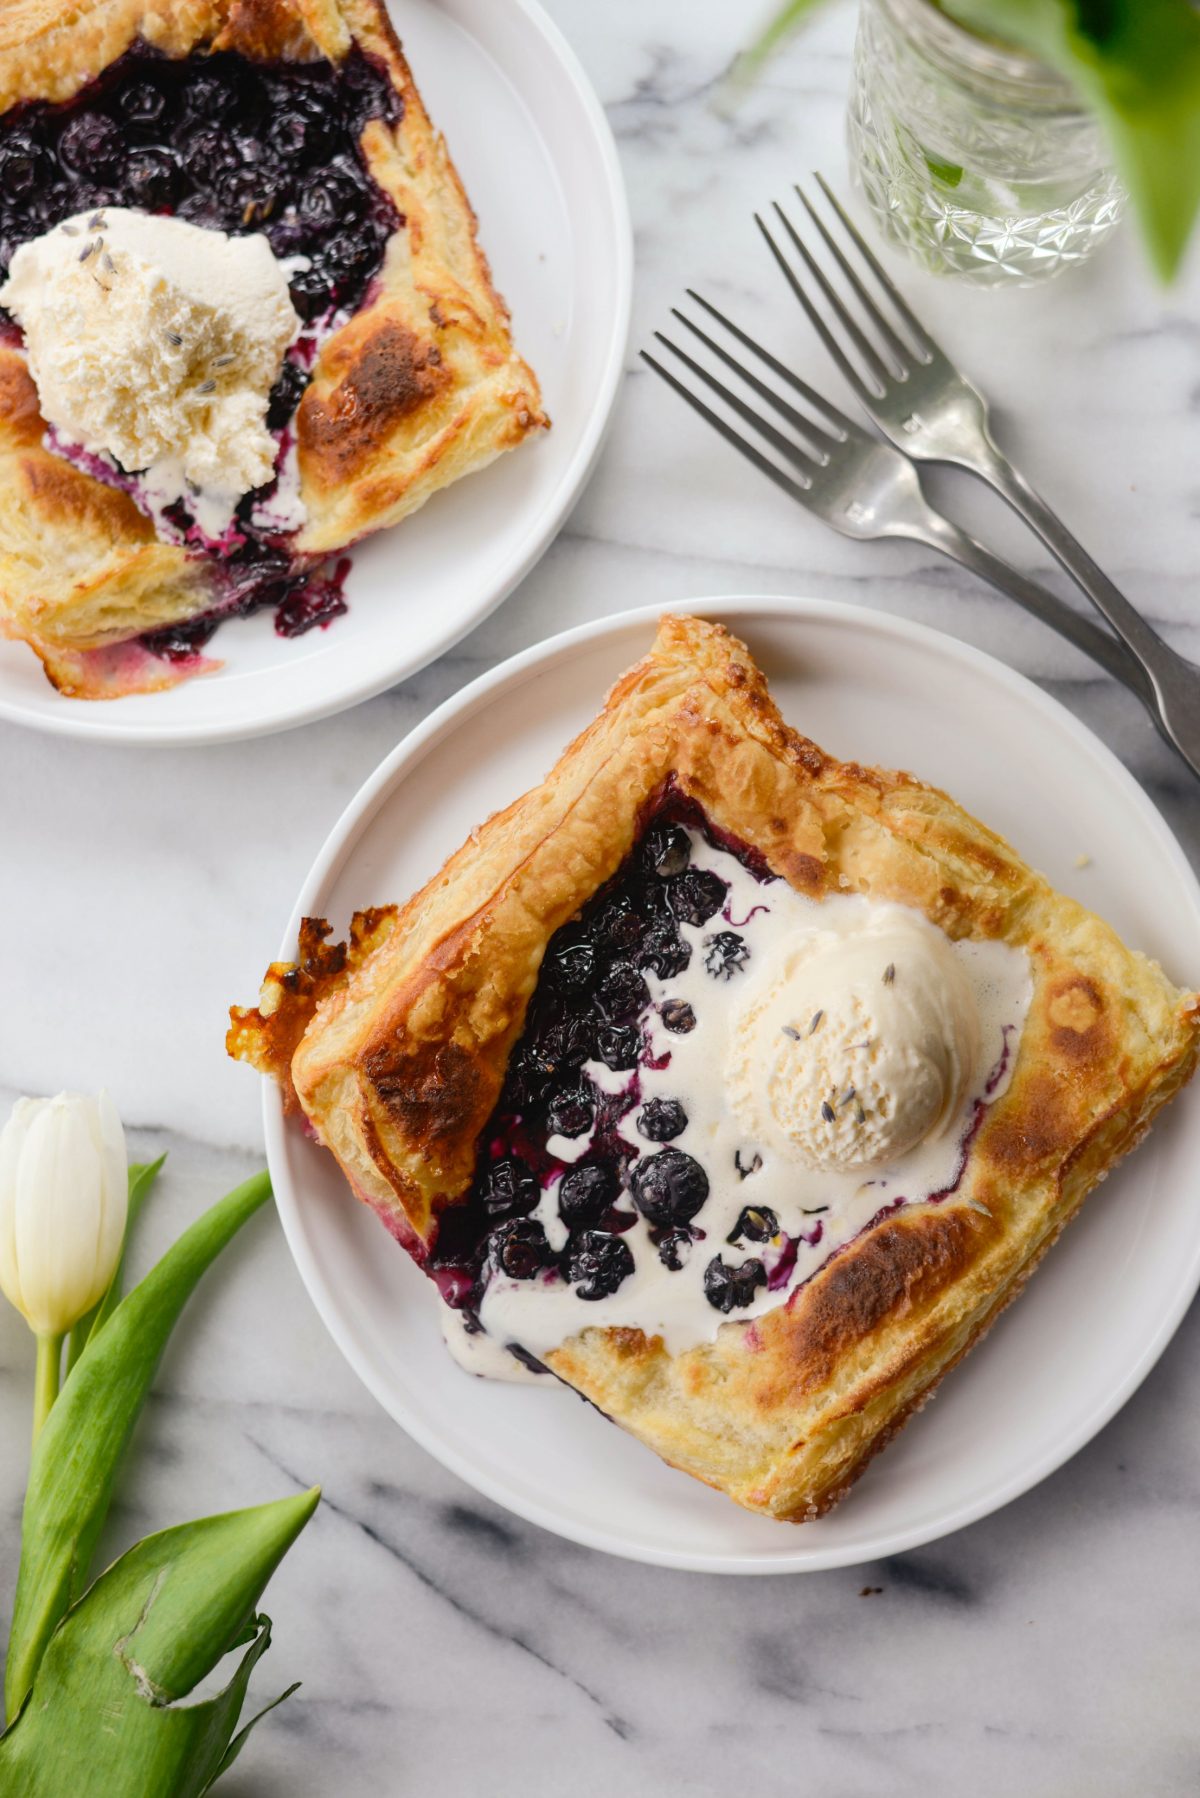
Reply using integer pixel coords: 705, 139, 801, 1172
875, 0, 1089, 106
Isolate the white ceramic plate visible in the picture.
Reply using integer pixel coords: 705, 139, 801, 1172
0, 0, 630, 745
265, 599, 1200, 1572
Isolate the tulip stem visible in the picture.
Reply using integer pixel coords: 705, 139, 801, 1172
32, 1334, 63, 1445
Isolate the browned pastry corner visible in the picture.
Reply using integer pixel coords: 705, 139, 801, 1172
230, 615, 1200, 1520
0, 0, 547, 691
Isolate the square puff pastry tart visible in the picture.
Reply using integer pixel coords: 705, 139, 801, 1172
229, 616, 1200, 1521
0, 0, 546, 694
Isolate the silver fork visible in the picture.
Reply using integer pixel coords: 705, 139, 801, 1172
640, 294, 1151, 702
763, 176, 1200, 779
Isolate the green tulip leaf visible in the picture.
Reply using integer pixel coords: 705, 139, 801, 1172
0, 1490, 319, 1796
3, 1169, 273, 1721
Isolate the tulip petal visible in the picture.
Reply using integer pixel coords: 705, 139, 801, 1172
0, 1098, 37, 1323
15, 1099, 106, 1335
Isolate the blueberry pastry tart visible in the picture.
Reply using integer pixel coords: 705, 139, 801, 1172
0, 0, 546, 696
229, 616, 1200, 1521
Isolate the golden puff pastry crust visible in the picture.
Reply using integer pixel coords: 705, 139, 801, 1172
229, 615, 1200, 1521
0, 0, 546, 692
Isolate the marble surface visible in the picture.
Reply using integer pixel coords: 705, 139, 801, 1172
3, 1, 1200, 1791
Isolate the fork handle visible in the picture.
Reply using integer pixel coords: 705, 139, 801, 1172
901, 509, 1156, 703
969, 439, 1188, 688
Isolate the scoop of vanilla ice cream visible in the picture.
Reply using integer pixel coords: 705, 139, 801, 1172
726, 906, 981, 1173
0, 207, 301, 536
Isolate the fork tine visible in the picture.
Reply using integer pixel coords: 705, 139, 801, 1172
669, 306, 841, 460
770, 200, 897, 396
795, 183, 915, 376
684, 288, 855, 441
755, 211, 877, 404
651, 331, 820, 479
639, 349, 815, 506
814, 172, 938, 360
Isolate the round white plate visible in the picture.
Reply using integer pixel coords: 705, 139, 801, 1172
265, 598, 1200, 1572
0, 0, 630, 745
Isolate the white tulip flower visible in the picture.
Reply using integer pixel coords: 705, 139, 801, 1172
0, 1091, 128, 1437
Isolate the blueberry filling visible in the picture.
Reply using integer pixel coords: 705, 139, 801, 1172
630, 1148, 709, 1227
636, 1097, 688, 1142
656, 1227, 694, 1271
660, 998, 696, 1034
729, 1204, 778, 1244
0, 42, 402, 656
547, 1086, 595, 1139
567, 1231, 635, 1301
549, 939, 598, 992
703, 1255, 767, 1314
703, 930, 750, 980
558, 1163, 616, 1227
430, 790, 776, 1323
668, 867, 728, 927
479, 1156, 539, 1222
489, 1218, 550, 1281
645, 822, 691, 879
637, 921, 691, 980
596, 961, 650, 1023
595, 1023, 642, 1072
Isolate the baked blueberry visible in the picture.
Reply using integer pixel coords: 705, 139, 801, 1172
558, 1163, 615, 1226
274, 575, 348, 638
215, 163, 280, 223
300, 166, 368, 228
659, 998, 696, 1034
637, 1097, 687, 1142
598, 896, 644, 954
703, 1255, 767, 1313
0, 135, 49, 198
668, 867, 728, 926
326, 224, 387, 293
287, 264, 335, 321
630, 1147, 708, 1226
526, 1015, 592, 1079
729, 1205, 778, 1244
181, 123, 244, 186
489, 1218, 550, 1281
126, 148, 183, 210
547, 1085, 594, 1139
638, 921, 691, 980
186, 69, 241, 121
118, 79, 168, 131
479, 1157, 539, 1222
595, 1023, 641, 1071
272, 94, 337, 162
57, 113, 122, 176
266, 360, 311, 432
644, 822, 691, 878
567, 1230, 635, 1300
704, 930, 749, 980
548, 939, 597, 993
656, 1227, 693, 1271
596, 961, 649, 1023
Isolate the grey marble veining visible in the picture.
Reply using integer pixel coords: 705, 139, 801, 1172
2, 1, 1200, 1792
